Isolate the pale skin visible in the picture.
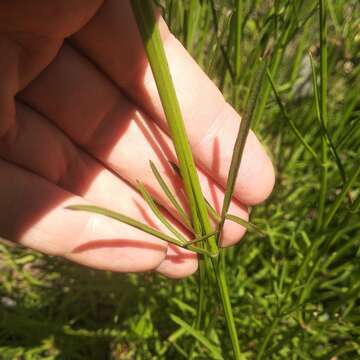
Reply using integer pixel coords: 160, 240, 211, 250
0, 0, 275, 278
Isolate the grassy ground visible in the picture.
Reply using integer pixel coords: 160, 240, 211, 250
1, 0, 360, 358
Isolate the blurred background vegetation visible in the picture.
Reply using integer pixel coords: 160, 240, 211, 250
1, 0, 359, 358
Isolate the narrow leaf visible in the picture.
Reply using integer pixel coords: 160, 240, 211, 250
67, 205, 215, 257
323, 165, 360, 229
309, 51, 348, 184
149, 160, 193, 231
266, 67, 322, 165
137, 181, 188, 243
184, 231, 219, 247
67, 205, 184, 246
205, 198, 222, 223
225, 214, 266, 237
219, 60, 266, 238
170, 162, 221, 224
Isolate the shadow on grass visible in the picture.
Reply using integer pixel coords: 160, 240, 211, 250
0, 253, 186, 359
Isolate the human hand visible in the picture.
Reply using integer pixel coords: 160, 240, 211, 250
0, 0, 274, 278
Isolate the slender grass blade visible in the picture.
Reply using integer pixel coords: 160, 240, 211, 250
149, 160, 193, 231
219, 60, 266, 239
266, 67, 322, 165
225, 214, 266, 237
67, 205, 214, 257
137, 181, 188, 243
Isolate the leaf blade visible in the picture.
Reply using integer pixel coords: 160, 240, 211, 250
67, 204, 184, 246
225, 214, 266, 237
137, 181, 188, 243
149, 160, 193, 231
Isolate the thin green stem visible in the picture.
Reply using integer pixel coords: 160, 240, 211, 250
234, 0, 242, 82
266, 68, 322, 165
130, 0, 217, 254
322, 165, 360, 229
309, 52, 350, 202
233, 0, 242, 109
215, 252, 243, 360
218, 61, 266, 239
252, 24, 291, 129
216, 60, 266, 360
130, 2, 243, 358
316, 0, 328, 231
209, 0, 235, 79
131, 0, 215, 336
256, 318, 278, 360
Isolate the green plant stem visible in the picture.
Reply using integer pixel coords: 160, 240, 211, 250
130, 0, 216, 254
130, 2, 242, 358
322, 165, 360, 229
216, 252, 242, 359
257, 318, 278, 360
233, 0, 242, 109
309, 52, 350, 203
217, 60, 266, 360
316, 0, 328, 231
209, 0, 235, 80
234, 0, 242, 82
218, 61, 266, 239
266, 68, 322, 165
252, 25, 291, 129
131, 0, 214, 336
194, 263, 206, 341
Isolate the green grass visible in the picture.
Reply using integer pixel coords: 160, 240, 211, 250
1, 0, 360, 358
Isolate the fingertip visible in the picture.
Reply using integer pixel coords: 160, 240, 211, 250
66, 239, 168, 273
234, 130, 275, 205
192, 103, 275, 206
